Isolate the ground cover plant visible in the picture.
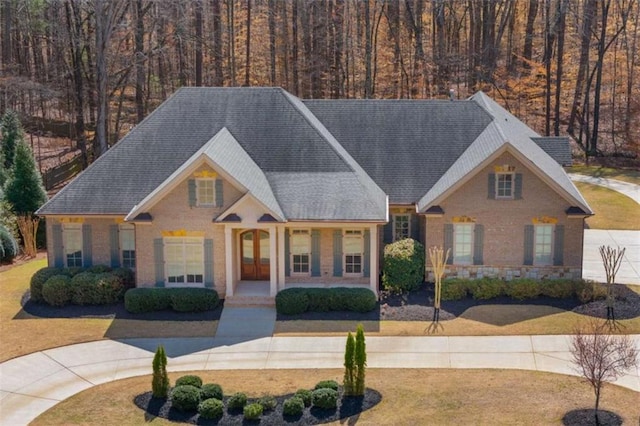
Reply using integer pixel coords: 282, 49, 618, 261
31, 369, 638, 425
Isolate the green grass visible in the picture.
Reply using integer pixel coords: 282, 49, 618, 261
575, 182, 640, 230
567, 165, 640, 185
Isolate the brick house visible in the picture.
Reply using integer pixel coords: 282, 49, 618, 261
36, 88, 592, 302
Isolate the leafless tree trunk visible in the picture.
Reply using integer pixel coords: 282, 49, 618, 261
522, 0, 538, 69
211, 0, 223, 86
244, 0, 251, 86
194, 0, 203, 86
268, 0, 276, 85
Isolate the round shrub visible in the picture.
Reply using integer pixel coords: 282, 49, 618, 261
283, 396, 304, 416
382, 238, 425, 293
30, 267, 67, 302
64, 267, 85, 277
505, 279, 541, 300
540, 279, 575, 299
70, 272, 100, 305
469, 277, 505, 300
175, 375, 202, 388
124, 288, 172, 313
441, 279, 469, 301
86, 265, 112, 273
294, 389, 312, 407
312, 388, 338, 409
200, 383, 223, 401
198, 398, 223, 419
227, 392, 247, 410
42, 275, 73, 306
0, 225, 18, 263
170, 385, 201, 412
343, 288, 377, 312
275, 288, 309, 315
314, 380, 339, 391
243, 402, 263, 420
170, 288, 219, 312
94, 272, 125, 303
111, 267, 135, 289
258, 395, 277, 411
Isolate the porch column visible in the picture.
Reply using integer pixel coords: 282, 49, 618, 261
269, 225, 277, 297
369, 225, 378, 296
225, 226, 233, 298
277, 225, 286, 291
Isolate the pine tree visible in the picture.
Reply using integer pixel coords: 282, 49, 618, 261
4, 140, 47, 215
343, 331, 356, 395
152, 345, 170, 398
0, 110, 22, 174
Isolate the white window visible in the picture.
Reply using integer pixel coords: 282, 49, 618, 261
393, 214, 411, 241
453, 223, 473, 265
290, 229, 310, 275
496, 173, 514, 198
64, 224, 83, 267
164, 237, 204, 285
534, 225, 554, 265
343, 230, 363, 276
119, 224, 136, 268
196, 179, 215, 206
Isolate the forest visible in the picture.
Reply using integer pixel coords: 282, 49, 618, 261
1, 0, 638, 172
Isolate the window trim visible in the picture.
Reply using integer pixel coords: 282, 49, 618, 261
195, 178, 216, 206
453, 223, 474, 265
392, 214, 411, 241
534, 224, 554, 266
290, 229, 311, 276
63, 224, 83, 268
163, 237, 205, 287
119, 223, 136, 269
343, 229, 364, 277
495, 172, 514, 199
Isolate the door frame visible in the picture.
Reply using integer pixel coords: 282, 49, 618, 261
239, 229, 270, 280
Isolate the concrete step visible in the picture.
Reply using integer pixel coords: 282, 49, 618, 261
224, 295, 276, 307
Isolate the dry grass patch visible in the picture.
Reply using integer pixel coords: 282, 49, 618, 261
574, 182, 640, 230
0, 259, 217, 362
567, 165, 640, 185
32, 369, 638, 425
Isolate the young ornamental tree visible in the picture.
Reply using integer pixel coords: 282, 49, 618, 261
152, 345, 170, 398
570, 319, 638, 425
598, 245, 626, 323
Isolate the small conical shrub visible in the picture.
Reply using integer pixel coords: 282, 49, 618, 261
152, 345, 169, 398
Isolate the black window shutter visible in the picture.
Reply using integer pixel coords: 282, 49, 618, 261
488, 173, 496, 199
553, 225, 564, 266
523, 225, 534, 265
473, 224, 484, 265
444, 224, 454, 265
514, 173, 523, 199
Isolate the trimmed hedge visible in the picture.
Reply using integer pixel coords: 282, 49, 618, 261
275, 287, 376, 315
441, 278, 470, 301
504, 278, 541, 300
382, 238, 425, 293
227, 392, 247, 410
70, 272, 124, 305
294, 389, 312, 407
283, 396, 304, 416
198, 398, 223, 419
42, 275, 73, 307
124, 288, 220, 313
258, 395, 277, 411
243, 403, 263, 420
312, 388, 338, 409
0, 225, 18, 263
314, 380, 339, 391
200, 383, 223, 401
175, 375, 202, 388
31, 267, 69, 302
170, 385, 201, 412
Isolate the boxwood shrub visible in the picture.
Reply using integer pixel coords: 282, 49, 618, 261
539, 278, 575, 299
276, 287, 376, 315
258, 395, 277, 411
468, 277, 505, 300
312, 388, 338, 409
124, 288, 219, 313
227, 392, 247, 410
30, 267, 68, 302
70, 272, 124, 305
0, 225, 18, 263
200, 383, 223, 400
175, 375, 202, 388
504, 278, 542, 300
283, 396, 305, 416
42, 275, 73, 307
198, 398, 223, 419
382, 238, 425, 293
294, 389, 313, 407
441, 278, 470, 301
314, 380, 339, 391
243, 403, 263, 420
170, 385, 201, 412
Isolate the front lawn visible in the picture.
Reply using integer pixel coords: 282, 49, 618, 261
574, 182, 640, 230
567, 165, 640, 185
31, 369, 638, 425
0, 260, 218, 362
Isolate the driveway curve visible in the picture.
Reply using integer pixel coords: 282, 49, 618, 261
568, 173, 640, 205
1, 334, 639, 425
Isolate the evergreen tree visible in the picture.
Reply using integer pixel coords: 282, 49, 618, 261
0, 110, 22, 175
4, 140, 47, 215
354, 324, 367, 395
343, 331, 356, 395
152, 345, 170, 398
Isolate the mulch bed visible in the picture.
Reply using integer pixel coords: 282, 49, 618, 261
133, 388, 382, 425
562, 409, 623, 426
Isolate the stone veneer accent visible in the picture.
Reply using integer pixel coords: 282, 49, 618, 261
426, 265, 581, 281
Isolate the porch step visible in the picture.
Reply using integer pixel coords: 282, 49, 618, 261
224, 295, 276, 307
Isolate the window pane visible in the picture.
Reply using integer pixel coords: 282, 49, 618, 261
291, 233, 310, 255
394, 215, 410, 241
259, 231, 270, 264
497, 173, 513, 198
344, 235, 363, 254
164, 237, 204, 284
197, 179, 215, 205
242, 232, 254, 263
454, 224, 473, 264
535, 225, 553, 264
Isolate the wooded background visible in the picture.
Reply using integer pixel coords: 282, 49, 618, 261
1, 0, 638, 171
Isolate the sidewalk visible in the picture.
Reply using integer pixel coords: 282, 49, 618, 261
1, 334, 639, 425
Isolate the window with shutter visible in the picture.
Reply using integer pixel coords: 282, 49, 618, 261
290, 229, 310, 275
64, 224, 83, 267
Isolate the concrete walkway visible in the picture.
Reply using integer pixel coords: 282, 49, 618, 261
1, 334, 638, 425
568, 173, 640, 205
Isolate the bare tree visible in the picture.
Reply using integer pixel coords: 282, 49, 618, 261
427, 245, 449, 333
599, 245, 626, 323
570, 319, 638, 425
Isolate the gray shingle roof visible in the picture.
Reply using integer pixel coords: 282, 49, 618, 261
532, 137, 573, 166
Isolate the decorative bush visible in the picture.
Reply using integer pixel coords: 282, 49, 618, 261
283, 396, 305, 416
441, 279, 470, 301
95, 273, 126, 303
243, 403, 263, 420
275, 288, 309, 315
169, 288, 220, 312
170, 385, 201, 412
64, 266, 85, 277
505, 279, 541, 300
30, 267, 67, 302
294, 389, 312, 407
175, 375, 202, 388
69, 272, 125, 305
540, 279, 575, 299
152, 345, 169, 398
200, 383, 223, 401
0, 224, 18, 263
198, 398, 223, 419
468, 277, 505, 300
227, 392, 247, 410
382, 238, 425, 293
86, 264, 112, 273
258, 395, 277, 411
314, 380, 339, 391
276, 288, 376, 315
42, 275, 73, 306
111, 267, 135, 289
577, 281, 608, 303
124, 288, 219, 313
312, 388, 338, 409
